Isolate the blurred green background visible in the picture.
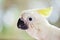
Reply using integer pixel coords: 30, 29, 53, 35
0, 0, 60, 40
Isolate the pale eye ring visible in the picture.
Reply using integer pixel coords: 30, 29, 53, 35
29, 17, 32, 21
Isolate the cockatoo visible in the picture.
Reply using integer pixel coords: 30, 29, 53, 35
17, 7, 60, 40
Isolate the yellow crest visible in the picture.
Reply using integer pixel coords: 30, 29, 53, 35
36, 7, 53, 17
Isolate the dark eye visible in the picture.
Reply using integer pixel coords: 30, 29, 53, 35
29, 17, 32, 21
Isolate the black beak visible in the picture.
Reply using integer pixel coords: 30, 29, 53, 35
17, 18, 28, 30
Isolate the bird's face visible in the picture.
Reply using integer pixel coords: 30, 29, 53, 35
17, 11, 44, 39
17, 12, 42, 30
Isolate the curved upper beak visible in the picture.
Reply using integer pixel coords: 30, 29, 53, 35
17, 18, 28, 30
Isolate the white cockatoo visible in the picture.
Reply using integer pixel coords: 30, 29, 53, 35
17, 7, 60, 40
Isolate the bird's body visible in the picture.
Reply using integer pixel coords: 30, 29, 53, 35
26, 23, 60, 40
17, 7, 60, 40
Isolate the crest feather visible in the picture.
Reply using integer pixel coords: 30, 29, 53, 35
36, 7, 53, 17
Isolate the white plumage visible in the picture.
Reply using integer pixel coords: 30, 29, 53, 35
19, 7, 60, 40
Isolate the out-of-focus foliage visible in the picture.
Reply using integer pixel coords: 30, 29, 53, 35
0, 0, 60, 40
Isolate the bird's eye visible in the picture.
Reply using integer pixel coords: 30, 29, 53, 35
29, 17, 32, 21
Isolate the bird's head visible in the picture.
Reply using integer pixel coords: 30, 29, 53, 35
17, 7, 53, 39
